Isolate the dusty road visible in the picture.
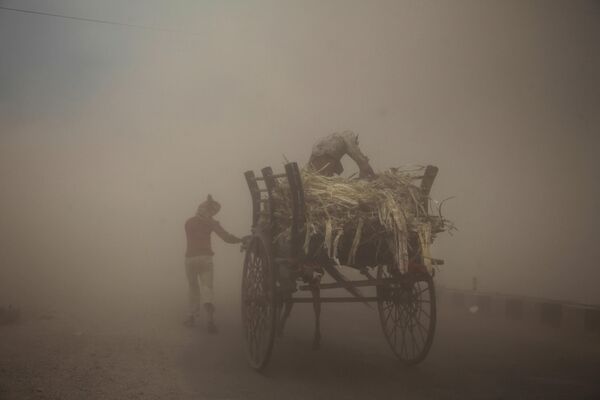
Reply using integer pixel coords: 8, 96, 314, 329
1, 296, 599, 400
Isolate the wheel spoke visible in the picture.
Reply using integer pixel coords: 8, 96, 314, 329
392, 302, 399, 347
414, 317, 428, 346
399, 306, 409, 358
383, 302, 394, 327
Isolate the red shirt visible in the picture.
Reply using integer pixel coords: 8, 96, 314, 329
185, 215, 240, 257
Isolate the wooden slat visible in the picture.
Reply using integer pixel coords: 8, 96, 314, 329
244, 170, 260, 227
420, 165, 438, 213
285, 163, 301, 260
420, 165, 438, 197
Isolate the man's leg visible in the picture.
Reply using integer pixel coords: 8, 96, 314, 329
184, 258, 201, 326
204, 303, 216, 332
198, 256, 216, 333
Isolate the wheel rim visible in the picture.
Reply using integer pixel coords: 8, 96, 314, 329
377, 265, 436, 365
241, 236, 276, 370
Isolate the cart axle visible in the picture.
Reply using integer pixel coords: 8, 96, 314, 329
286, 297, 380, 303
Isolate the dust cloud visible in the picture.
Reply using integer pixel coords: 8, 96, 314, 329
1, 0, 599, 323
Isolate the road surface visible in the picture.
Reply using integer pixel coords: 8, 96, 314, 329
1, 297, 599, 400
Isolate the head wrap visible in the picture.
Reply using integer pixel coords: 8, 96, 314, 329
196, 194, 221, 217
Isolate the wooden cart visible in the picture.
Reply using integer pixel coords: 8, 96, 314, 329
242, 162, 441, 370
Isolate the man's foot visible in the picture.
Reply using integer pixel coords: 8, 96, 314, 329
207, 321, 218, 334
183, 315, 195, 328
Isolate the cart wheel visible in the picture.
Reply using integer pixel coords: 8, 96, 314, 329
376, 265, 436, 365
241, 234, 277, 371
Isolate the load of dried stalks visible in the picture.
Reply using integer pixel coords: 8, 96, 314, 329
272, 167, 451, 272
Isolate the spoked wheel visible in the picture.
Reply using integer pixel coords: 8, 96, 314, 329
376, 265, 436, 365
241, 234, 277, 371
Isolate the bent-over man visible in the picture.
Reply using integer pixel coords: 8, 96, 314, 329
308, 131, 375, 179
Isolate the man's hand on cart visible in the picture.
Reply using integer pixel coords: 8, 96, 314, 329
240, 235, 252, 252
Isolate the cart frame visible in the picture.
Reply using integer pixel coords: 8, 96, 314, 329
241, 162, 441, 370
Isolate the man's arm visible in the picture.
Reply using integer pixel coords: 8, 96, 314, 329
342, 132, 375, 178
212, 221, 242, 244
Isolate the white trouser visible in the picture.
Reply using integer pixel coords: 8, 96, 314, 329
185, 255, 214, 314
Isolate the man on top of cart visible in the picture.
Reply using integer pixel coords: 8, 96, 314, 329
308, 131, 376, 179
184, 194, 247, 333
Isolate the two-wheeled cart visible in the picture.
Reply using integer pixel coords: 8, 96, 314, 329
242, 162, 442, 370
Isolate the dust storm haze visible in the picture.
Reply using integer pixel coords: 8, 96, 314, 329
1, 0, 598, 312
1, 1, 600, 398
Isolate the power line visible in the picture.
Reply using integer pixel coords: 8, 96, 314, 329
0, 5, 199, 36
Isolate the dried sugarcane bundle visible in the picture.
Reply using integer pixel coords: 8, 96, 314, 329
272, 166, 453, 272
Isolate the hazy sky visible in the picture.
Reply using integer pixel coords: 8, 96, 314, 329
1, 0, 599, 307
